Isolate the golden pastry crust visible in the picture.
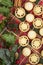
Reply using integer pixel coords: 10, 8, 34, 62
28, 30, 37, 39
31, 38, 42, 49
24, 2, 33, 11
15, 7, 26, 18
33, 5, 43, 16
19, 22, 30, 32
19, 36, 29, 47
37, 64, 43, 65
22, 47, 31, 57
26, 14, 34, 23
25, 64, 30, 65
29, 0, 36, 2
39, 28, 43, 36
33, 18, 43, 29
29, 53, 40, 65
41, 50, 43, 57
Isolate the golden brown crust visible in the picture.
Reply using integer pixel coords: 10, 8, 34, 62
33, 18, 43, 29
19, 22, 30, 32
15, 7, 26, 18
31, 38, 42, 49
19, 36, 29, 47
39, 28, 43, 36
33, 5, 43, 16
29, 53, 40, 65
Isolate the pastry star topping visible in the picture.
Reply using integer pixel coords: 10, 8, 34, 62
28, 30, 37, 39
26, 14, 34, 23
22, 47, 31, 57
24, 2, 33, 11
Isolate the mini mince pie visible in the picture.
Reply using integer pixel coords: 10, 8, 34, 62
33, 5, 43, 16
39, 28, 43, 36
15, 7, 26, 18
24, 2, 33, 11
28, 30, 37, 39
22, 47, 31, 57
26, 14, 35, 23
33, 18, 43, 29
31, 38, 42, 49
19, 22, 30, 32
19, 36, 29, 47
29, 53, 40, 65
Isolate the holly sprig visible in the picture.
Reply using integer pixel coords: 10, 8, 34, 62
0, 45, 18, 65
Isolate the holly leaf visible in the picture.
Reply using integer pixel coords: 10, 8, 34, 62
35, 0, 40, 4
0, 0, 13, 7
39, 58, 43, 64
0, 7, 10, 16
0, 49, 11, 65
0, 22, 5, 33
10, 45, 18, 63
0, 45, 18, 65
2, 33, 16, 47
11, 45, 18, 53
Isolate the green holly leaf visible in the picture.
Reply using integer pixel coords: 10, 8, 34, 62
0, 22, 5, 33
2, 33, 16, 47
11, 45, 18, 53
10, 45, 18, 63
0, 49, 11, 65
35, 0, 40, 4
39, 58, 43, 64
0, 0, 13, 7
0, 7, 10, 16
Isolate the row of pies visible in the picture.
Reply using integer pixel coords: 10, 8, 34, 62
22, 47, 40, 64
15, 2, 43, 18
19, 35, 42, 49
22, 47, 43, 65
19, 22, 43, 36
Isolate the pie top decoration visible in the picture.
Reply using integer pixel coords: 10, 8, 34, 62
29, 53, 40, 64
39, 28, 43, 36
15, 7, 26, 18
19, 22, 30, 32
24, 2, 33, 11
26, 14, 35, 23
19, 35, 29, 47
33, 5, 43, 16
33, 18, 43, 29
28, 30, 37, 39
22, 47, 31, 57
31, 38, 42, 49
29, 0, 36, 2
